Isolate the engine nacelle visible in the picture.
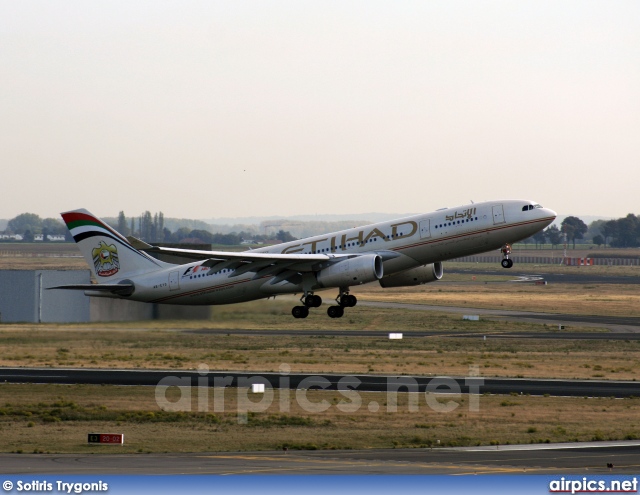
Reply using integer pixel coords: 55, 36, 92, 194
317, 255, 383, 288
379, 262, 443, 288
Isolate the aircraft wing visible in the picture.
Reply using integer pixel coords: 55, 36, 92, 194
142, 245, 349, 275
129, 239, 400, 281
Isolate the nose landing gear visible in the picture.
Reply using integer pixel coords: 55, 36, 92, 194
501, 244, 513, 268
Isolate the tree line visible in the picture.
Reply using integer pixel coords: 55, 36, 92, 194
2, 211, 296, 246
528, 216, 589, 249
526, 213, 640, 249
112, 211, 295, 245
589, 215, 640, 248
2, 213, 70, 242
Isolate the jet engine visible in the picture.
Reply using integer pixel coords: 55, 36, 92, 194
317, 254, 383, 288
378, 262, 443, 288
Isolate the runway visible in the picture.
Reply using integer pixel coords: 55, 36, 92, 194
188, 327, 640, 340
442, 268, 640, 285
2, 367, 639, 397
2, 442, 640, 474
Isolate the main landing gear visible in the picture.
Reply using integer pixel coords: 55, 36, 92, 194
290, 290, 358, 318
291, 293, 323, 319
501, 243, 514, 269
327, 290, 357, 319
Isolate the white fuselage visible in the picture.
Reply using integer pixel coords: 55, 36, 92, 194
94, 200, 555, 305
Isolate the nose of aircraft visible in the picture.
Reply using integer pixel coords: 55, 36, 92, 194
542, 207, 557, 226
545, 208, 557, 220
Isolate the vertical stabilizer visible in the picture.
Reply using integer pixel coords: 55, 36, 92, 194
61, 209, 171, 281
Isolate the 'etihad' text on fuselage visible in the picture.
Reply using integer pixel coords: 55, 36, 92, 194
281, 221, 418, 254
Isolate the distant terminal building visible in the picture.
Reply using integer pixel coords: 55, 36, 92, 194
0, 269, 209, 323
33, 234, 66, 242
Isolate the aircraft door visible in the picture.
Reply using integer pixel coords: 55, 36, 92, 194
419, 219, 431, 239
169, 270, 180, 291
492, 205, 505, 225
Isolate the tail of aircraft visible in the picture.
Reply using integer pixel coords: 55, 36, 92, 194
61, 209, 170, 281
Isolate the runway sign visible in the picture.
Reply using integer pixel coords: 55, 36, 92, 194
251, 383, 265, 393
88, 433, 124, 445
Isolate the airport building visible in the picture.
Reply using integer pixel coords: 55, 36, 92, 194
0, 269, 90, 323
0, 269, 209, 323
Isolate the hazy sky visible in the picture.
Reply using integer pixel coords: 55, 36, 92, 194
1, 1, 639, 220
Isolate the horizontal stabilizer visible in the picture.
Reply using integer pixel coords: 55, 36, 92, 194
47, 284, 135, 296
126, 236, 154, 250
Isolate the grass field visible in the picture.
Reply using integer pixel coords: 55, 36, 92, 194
2, 250, 640, 453
1, 383, 639, 454
1, 303, 638, 379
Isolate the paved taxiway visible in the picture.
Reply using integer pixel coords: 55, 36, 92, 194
2, 442, 640, 474
2, 367, 639, 397
357, 301, 640, 332
448, 269, 640, 285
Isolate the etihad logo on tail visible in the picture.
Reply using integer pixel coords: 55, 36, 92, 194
92, 241, 120, 277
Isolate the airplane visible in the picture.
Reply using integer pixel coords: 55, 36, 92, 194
50, 200, 556, 318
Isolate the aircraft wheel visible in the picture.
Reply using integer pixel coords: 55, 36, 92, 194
501, 259, 512, 269
292, 306, 309, 318
340, 294, 357, 307
305, 294, 322, 308
327, 306, 344, 318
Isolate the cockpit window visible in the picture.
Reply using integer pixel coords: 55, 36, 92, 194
523, 204, 543, 211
